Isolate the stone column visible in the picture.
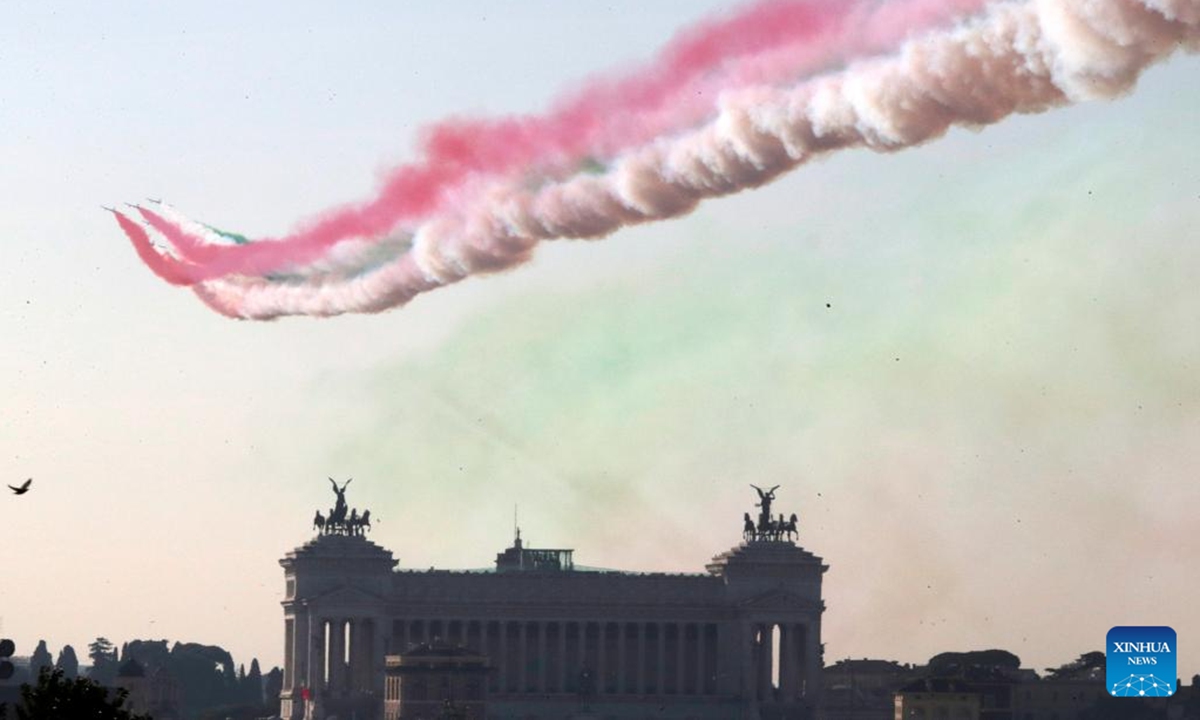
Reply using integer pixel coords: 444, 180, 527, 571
314, 620, 327, 688
498, 621, 509, 692
597, 623, 607, 696
558, 621, 568, 693
636, 622, 646, 695
518, 621, 528, 693
345, 618, 356, 695
482, 621, 494, 693
373, 616, 387, 709
803, 622, 821, 706
538, 622, 548, 693
351, 618, 375, 695
298, 617, 310, 696
742, 622, 756, 701
283, 616, 296, 692
676, 623, 686, 695
579, 621, 588, 676
304, 611, 317, 699
758, 623, 774, 702
694, 624, 705, 696
617, 622, 627, 695
328, 619, 346, 697
657, 622, 666, 696
779, 623, 796, 701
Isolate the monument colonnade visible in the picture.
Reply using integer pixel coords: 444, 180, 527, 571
284, 605, 383, 700
285, 610, 819, 703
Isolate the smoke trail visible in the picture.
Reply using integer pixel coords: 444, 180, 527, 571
116, 0, 994, 283
116, 0, 1199, 319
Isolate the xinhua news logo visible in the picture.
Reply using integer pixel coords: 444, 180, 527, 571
1106, 626, 1176, 697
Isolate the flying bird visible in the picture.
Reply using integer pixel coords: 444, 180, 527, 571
8, 478, 32, 495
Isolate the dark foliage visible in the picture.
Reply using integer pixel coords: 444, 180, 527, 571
263, 667, 283, 714
243, 659, 263, 705
26, 643, 51, 680
0, 667, 151, 720
927, 649, 1021, 676
88, 638, 120, 686
1046, 651, 1105, 679
122, 640, 170, 671
53, 646, 78, 680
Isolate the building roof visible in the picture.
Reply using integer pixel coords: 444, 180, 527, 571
705, 539, 827, 576
281, 533, 397, 567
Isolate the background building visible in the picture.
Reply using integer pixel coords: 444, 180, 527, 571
824, 659, 913, 720
113, 658, 181, 720
894, 678, 981, 720
383, 642, 488, 720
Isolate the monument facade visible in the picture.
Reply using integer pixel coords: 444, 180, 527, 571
280, 483, 828, 720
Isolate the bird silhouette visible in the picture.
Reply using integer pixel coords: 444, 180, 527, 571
8, 478, 32, 495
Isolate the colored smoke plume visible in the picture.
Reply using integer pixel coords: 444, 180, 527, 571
113, 0, 1200, 319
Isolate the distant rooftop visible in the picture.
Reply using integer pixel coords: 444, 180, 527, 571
494, 527, 574, 573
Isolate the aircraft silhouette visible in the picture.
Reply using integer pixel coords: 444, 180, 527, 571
8, 478, 32, 495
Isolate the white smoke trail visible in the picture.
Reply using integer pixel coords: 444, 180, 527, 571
197, 0, 1198, 319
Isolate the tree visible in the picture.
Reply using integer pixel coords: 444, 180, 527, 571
54, 645, 79, 680
2, 667, 152, 720
27, 643, 51, 679
243, 659, 263, 705
1046, 650, 1105, 680
123, 640, 169, 672
263, 667, 282, 714
88, 638, 119, 686
927, 649, 1020, 677
168, 641, 239, 715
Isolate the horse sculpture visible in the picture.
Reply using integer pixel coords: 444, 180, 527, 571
741, 495, 799, 543
784, 513, 798, 541
313, 478, 374, 536
315, 506, 373, 536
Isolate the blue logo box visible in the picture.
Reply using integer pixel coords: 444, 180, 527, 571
1106, 626, 1176, 697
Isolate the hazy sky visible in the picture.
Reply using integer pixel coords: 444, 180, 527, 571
2, 1, 1198, 679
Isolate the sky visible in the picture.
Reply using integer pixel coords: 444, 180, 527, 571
2, 0, 1198, 679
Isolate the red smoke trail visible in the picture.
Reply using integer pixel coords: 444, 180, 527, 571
110, 209, 195, 285
295, 0, 856, 236
119, 0, 989, 282
136, 206, 221, 264
186, 0, 1200, 319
